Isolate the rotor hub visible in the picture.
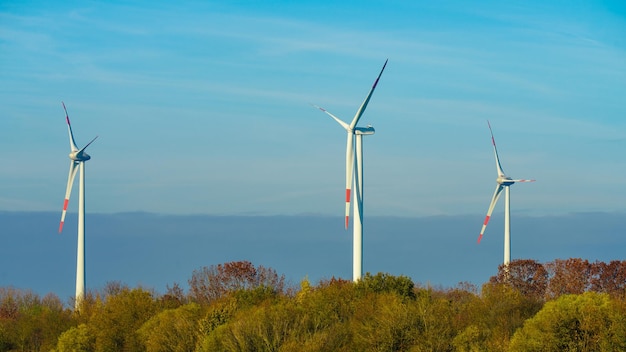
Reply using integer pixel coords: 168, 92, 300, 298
69, 151, 91, 161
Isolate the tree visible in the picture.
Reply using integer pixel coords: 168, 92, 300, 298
509, 292, 626, 351
88, 287, 158, 352
0, 287, 20, 351
188, 261, 286, 305
490, 259, 548, 300
198, 277, 357, 352
453, 283, 542, 352
198, 296, 298, 352
55, 324, 95, 352
410, 288, 456, 351
286, 277, 355, 351
590, 260, 626, 298
159, 282, 187, 309
137, 303, 203, 352
351, 293, 418, 351
197, 296, 239, 336
0, 288, 73, 352
354, 272, 416, 300
445, 284, 485, 351
545, 258, 592, 299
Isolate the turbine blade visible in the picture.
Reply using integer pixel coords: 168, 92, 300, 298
62, 102, 79, 152
487, 120, 506, 178
349, 59, 388, 130
511, 178, 536, 183
312, 104, 349, 130
477, 184, 504, 243
59, 161, 80, 233
79, 135, 99, 154
344, 133, 355, 229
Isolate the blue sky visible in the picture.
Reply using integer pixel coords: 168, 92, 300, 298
1, 0, 626, 218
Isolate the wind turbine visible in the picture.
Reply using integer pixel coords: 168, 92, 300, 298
313, 59, 387, 282
477, 121, 534, 267
58, 102, 97, 310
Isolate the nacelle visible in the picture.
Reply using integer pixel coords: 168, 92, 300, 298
354, 126, 375, 135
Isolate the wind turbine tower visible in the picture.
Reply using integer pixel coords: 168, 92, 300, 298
58, 102, 97, 310
314, 59, 387, 282
477, 121, 534, 266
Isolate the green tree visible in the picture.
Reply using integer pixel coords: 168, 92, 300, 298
450, 286, 491, 352
198, 277, 356, 352
509, 292, 626, 352
55, 323, 95, 352
351, 293, 418, 351
355, 272, 416, 300
410, 288, 456, 352
452, 283, 541, 352
285, 278, 355, 351
443, 283, 481, 334
137, 303, 203, 352
198, 296, 239, 337
199, 296, 297, 352
89, 286, 158, 352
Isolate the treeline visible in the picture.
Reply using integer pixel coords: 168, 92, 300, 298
1, 259, 626, 352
